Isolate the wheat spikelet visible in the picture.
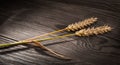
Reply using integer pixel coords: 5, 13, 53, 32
75, 25, 112, 36
65, 17, 98, 31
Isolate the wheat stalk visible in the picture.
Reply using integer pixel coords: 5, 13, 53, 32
0, 25, 112, 60
0, 25, 111, 48
24, 17, 97, 41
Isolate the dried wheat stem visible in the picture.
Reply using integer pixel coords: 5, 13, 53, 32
24, 29, 66, 42
32, 41, 71, 60
0, 41, 29, 48
0, 34, 75, 48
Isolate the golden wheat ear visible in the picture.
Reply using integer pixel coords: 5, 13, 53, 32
65, 17, 98, 31
23, 17, 98, 41
75, 25, 112, 36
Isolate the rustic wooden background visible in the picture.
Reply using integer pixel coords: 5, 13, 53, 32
0, 0, 120, 65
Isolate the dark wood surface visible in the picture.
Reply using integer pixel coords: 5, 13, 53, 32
0, 0, 120, 65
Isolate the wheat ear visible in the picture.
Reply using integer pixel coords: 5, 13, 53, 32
75, 25, 112, 36
65, 17, 98, 31
37, 25, 112, 41
24, 17, 97, 41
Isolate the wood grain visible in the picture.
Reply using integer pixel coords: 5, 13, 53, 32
0, 0, 120, 65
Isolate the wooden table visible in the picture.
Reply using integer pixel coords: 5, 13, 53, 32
0, 0, 120, 65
